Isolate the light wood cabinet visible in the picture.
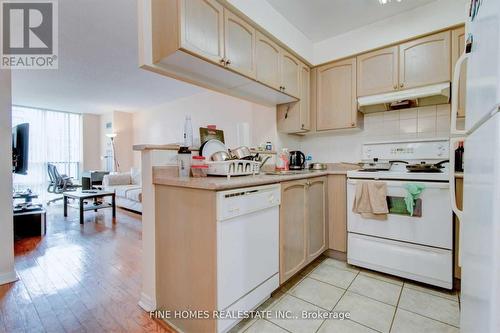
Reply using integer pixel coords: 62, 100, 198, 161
399, 31, 451, 90
224, 10, 256, 79
452, 27, 467, 118
281, 50, 301, 98
316, 57, 358, 131
277, 64, 310, 133
280, 177, 327, 283
179, 0, 224, 64
357, 46, 399, 97
307, 177, 327, 261
328, 175, 347, 253
256, 32, 281, 90
280, 180, 308, 283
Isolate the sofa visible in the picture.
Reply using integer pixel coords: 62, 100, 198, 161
103, 169, 142, 213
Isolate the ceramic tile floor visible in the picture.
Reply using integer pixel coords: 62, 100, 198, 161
231, 257, 460, 333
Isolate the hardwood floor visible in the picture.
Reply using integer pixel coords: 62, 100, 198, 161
1, 204, 174, 333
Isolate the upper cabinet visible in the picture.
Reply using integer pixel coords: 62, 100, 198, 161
316, 58, 358, 131
256, 32, 281, 90
277, 64, 310, 133
223, 10, 256, 79
281, 51, 301, 98
452, 27, 466, 118
357, 46, 399, 97
141, 0, 301, 106
399, 31, 451, 90
179, 0, 224, 64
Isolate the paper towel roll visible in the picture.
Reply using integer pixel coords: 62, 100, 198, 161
236, 122, 250, 147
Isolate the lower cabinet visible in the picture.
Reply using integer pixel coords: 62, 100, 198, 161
280, 177, 327, 283
328, 174, 348, 254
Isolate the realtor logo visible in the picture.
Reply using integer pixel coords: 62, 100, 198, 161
1, 0, 58, 69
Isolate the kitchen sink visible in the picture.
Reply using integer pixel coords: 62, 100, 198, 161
265, 170, 313, 176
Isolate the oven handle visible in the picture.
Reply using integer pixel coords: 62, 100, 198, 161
347, 179, 449, 189
449, 137, 465, 267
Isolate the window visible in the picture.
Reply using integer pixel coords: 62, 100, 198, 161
12, 106, 82, 196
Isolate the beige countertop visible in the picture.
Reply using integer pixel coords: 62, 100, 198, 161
153, 164, 358, 190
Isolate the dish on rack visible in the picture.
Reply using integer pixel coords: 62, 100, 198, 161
200, 139, 228, 159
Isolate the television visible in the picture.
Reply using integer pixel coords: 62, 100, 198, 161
12, 123, 29, 175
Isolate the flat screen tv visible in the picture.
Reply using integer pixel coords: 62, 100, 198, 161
12, 123, 29, 175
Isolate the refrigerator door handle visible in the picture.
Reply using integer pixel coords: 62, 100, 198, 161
449, 137, 464, 266
450, 52, 468, 136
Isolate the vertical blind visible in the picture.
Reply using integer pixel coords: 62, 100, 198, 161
12, 106, 82, 194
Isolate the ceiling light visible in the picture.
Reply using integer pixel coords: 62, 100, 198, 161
379, 0, 402, 4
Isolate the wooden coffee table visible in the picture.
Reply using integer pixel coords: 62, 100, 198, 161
63, 190, 116, 224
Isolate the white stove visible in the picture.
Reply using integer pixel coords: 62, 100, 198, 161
347, 138, 450, 181
347, 139, 453, 289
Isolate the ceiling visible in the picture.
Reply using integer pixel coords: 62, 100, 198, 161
265, 0, 438, 42
11, 0, 203, 114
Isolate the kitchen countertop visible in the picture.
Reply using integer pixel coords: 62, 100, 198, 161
153, 164, 358, 190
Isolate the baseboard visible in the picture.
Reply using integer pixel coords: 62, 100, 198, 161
0, 270, 18, 285
138, 292, 157, 312
324, 249, 347, 261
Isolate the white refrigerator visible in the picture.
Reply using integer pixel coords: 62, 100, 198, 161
450, 1, 500, 332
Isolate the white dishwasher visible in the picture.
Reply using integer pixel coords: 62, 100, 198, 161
216, 184, 280, 333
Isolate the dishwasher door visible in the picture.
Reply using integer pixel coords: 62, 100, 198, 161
216, 184, 280, 312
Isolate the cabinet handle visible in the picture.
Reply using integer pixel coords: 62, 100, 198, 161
220, 58, 225, 65
400, 83, 404, 88
393, 84, 398, 89
351, 122, 355, 127
301, 124, 305, 129
282, 86, 286, 91
225, 59, 231, 66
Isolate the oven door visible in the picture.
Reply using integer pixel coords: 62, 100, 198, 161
347, 179, 452, 249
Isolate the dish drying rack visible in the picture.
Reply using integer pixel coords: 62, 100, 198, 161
207, 160, 260, 178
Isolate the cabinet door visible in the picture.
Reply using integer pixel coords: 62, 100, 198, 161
179, 0, 224, 64
280, 180, 307, 283
399, 31, 451, 89
277, 64, 310, 133
281, 51, 300, 98
328, 175, 347, 253
316, 58, 357, 130
224, 10, 256, 78
256, 32, 281, 90
357, 46, 399, 96
307, 177, 327, 261
452, 27, 467, 118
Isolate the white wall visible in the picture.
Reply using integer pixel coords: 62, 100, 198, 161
313, 0, 468, 64
299, 105, 451, 163
82, 114, 102, 171
113, 111, 134, 172
0, 69, 16, 285
132, 90, 300, 167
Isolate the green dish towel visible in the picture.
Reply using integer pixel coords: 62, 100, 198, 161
404, 183, 426, 216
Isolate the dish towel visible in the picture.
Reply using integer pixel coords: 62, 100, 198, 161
352, 181, 389, 220
404, 183, 426, 216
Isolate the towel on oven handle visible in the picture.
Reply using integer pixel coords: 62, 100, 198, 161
353, 181, 389, 220
404, 183, 426, 216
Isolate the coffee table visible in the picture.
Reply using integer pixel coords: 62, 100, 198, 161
63, 190, 116, 224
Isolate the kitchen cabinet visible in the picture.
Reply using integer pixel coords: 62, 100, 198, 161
140, 0, 299, 106
452, 27, 467, 118
281, 51, 301, 98
357, 46, 399, 96
399, 31, 451, 90
179, 0, 224, 64
316, 57, 359, 131
256, 32, 281, 90
328, 174, 347, 254
223, 10, 256, 79
280, 177, 327, 283
307, 177, 327, 261
277, 64, 310, 133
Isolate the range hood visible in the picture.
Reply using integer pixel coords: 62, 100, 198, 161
358, 82, 450, 113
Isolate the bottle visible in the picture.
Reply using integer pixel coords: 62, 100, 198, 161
305, 155, 312, 169
177, 147, 192, 178
455, 141, 464, 172
183, 115, 193, 147
276, 148, 290, 171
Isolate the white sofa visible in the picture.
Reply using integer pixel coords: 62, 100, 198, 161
103, 169, 142, 213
